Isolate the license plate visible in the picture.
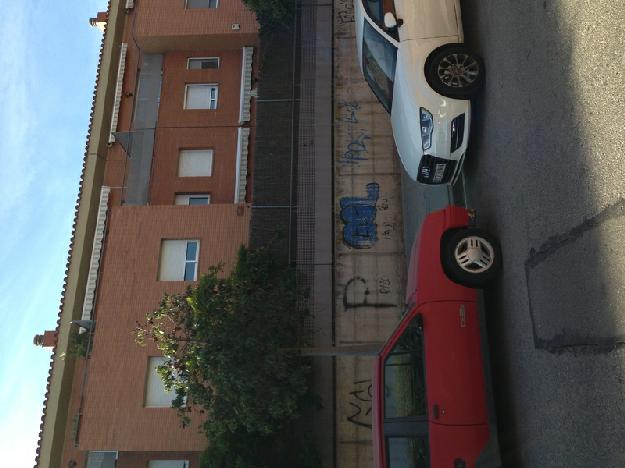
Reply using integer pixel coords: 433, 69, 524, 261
433, 163, 447, 183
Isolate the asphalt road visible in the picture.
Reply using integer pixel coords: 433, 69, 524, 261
402, 1, 625, 466
457, 0, 625, 466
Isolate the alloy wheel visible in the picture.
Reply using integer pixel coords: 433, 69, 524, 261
437, 53, 481, 89
453, 236, 495, 273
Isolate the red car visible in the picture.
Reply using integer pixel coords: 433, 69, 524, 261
373, 205, 502, 468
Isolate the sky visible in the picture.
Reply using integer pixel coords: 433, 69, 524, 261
0, 0, 108, 465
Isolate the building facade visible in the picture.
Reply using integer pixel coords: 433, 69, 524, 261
34, 1, 258, 467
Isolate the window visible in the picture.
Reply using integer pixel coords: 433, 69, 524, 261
386, 437, 429, 468
186, 0, 218, 7
362, 21, 397, 113
159, 240, 199, 281
363, 0, 383, 24
86, 451, 117, 468
178, 149, 213, 177
175, 194, 211, 205
383, 316, 426, 418
145, 357, 174, 407
188, 57, 219, 69
184, 84, 218, 109
148, 462, 189, 468
361, 1, 399, 40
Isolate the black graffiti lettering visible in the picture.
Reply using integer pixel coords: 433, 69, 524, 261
338, 101, 360, 123
378, 276, 392, 295
345, 379, 373, 428
381, 222, 395, 240
343, 276, 396, 309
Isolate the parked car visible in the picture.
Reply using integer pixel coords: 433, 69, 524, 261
354, 0, 484, 185
372, 205, 501, 467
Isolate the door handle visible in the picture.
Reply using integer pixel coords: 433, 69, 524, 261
432, 404, 440, 419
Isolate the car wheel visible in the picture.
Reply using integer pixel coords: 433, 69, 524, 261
425, 44, 484, 99
441, 228, 501, 288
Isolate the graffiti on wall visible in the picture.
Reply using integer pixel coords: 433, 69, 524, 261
336, 0, 354, 24
343, 276, 396, 309
337, 100, 370, 166
338, 101, 360, 123
340, 183, 380, 248
340, 132, 371, 165
346, 379, 373, 428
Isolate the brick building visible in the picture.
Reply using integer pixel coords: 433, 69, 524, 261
34, 0, 258, 466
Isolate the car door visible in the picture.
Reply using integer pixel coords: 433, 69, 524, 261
393, 0, 459, 40
380, 308, 490, 466
420, 300, 488, 426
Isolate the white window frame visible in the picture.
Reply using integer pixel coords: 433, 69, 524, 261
185, 0, 219, 8
159, 240, 200, 281
175, 193, 211, 205
184, 83, 219, 110
184, 240, 200, 281
86, 451, 118, 468
178, 149, 214, 177
148, 462, 190, 468
187, 57, 220, 70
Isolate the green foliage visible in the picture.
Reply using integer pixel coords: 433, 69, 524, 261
136, 245, 318, 464
242, 0, 294, 28
200, 424, 321, 468
64, 330, 91, 358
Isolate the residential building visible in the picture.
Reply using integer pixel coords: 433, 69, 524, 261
34, 0, 258, 466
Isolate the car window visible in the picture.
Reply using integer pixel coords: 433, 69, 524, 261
383, 316, 426, 418
362, 0, 400, 41
386, 436, 429, 468
362, 21, 397, 113
363, 0, 383, 24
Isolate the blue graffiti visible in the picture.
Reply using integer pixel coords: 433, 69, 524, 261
339, 132, 370, 165
340, 183, 380, 248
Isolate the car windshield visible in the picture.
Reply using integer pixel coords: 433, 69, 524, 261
362, 21, 397, 113
383, 316, 426, 418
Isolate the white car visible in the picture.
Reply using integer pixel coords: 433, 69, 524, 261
354, 0, 484, 184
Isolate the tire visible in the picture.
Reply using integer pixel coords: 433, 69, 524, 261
425, 44, 485, 99
441, 228, 502, 288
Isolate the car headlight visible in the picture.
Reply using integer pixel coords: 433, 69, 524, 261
420, 107, 434, 150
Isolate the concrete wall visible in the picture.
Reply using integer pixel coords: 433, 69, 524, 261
333, 0, 407, 465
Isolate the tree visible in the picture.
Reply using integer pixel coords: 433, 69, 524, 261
242, 0, 294, 29
135, 246, 318, 464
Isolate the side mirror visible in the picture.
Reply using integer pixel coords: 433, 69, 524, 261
383, 12, 398, 29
